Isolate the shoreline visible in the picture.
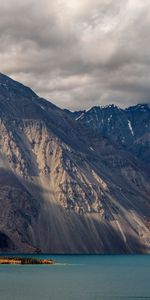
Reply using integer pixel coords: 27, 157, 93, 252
0, 257, 55, 265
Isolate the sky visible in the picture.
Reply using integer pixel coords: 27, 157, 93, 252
0, 0, 150, 110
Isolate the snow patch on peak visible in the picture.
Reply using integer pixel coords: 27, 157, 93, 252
128, 120, 134, 136
38, 104, 46, 111
86, 106, 94, 113
103, 104, 121, 110
108, 115, 112, 123
90, 146, 95, 151
75, 112, 85, 121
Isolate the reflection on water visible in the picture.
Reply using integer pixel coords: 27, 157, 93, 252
0, 254, 149, 300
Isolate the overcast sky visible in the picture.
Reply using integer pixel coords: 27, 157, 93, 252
0, 0, 150, 110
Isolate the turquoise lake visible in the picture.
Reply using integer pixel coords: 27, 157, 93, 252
0, 254, 150, 300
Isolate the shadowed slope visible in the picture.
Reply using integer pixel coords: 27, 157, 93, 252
0, 73, 150, 253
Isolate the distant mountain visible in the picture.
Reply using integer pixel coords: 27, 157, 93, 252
0, 73, 150, 253
67, 104, 150, 165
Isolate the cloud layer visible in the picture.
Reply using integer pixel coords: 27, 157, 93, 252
0, 0, 150, 109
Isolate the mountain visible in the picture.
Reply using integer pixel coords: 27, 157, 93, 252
0, 73, 150, 253
69, 104, 150, 166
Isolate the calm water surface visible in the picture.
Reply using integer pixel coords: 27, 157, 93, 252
0, 254, 150, 300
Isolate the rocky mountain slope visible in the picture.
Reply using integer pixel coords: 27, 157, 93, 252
69, 104, 150, 165
0, 73, 150, 253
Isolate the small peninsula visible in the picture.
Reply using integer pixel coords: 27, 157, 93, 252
0, 257, 55, 265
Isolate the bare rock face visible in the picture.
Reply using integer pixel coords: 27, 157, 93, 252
69, 104, 150, 166
0, 73, 150, 253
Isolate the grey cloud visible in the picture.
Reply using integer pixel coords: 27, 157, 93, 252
0, 0, 150, 110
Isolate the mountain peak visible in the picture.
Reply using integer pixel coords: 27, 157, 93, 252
0, 72, 37, 101
126, 103, 150, 111
85, 104, 122, 112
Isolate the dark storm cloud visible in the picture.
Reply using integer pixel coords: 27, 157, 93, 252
0, 0, 150, 109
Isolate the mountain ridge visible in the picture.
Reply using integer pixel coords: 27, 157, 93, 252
0, 73, 150, 253
67, 104, 150, 166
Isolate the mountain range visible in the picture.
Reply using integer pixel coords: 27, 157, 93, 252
66, 104, 150, 165
0, 72, 150, 253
